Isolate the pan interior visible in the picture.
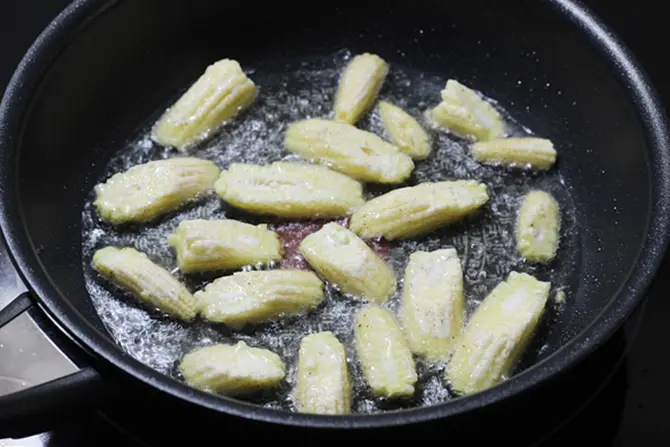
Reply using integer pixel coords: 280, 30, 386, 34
11, 0, 653, 419
81, 49, 580, 412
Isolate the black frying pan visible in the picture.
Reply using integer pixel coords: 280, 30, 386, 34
0, 0, 669, 439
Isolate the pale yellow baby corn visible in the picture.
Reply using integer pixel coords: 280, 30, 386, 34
516, 190, 561, 263
195, 270, 324, 329
295, 332, 352, 415
299, 223, 396, 303
334, 53, 389, 125
432, 80, 505, 141
179, 342, 285, 395
378, 101, 432, 160
399, 248, 465, 362
349, 180, 489, 240
92, 246, 196, 321
445, 272, 550, 396
152, 59, 257, 150
168, 219, 282, 273
94, 157, 220, 225
214, 162, 365, 219
472, 137, 557, 171
284, 119, 414, 184
354, 304, 418, 398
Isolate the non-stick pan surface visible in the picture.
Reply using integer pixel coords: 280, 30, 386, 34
0, 0, 668, 434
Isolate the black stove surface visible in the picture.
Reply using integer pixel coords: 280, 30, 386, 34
2, 1, 670, 445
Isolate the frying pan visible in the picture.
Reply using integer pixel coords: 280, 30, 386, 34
0, 0, 669, 439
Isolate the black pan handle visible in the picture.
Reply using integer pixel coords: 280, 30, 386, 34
0, 292, 118, 438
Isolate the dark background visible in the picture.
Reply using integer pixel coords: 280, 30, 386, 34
2, 1, 667, 101
1, 0, 669, 445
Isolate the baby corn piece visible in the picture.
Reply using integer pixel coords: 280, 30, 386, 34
284, 119, 414, 184
94, 157, 220, 225
168, 219, 282, 273
299, 223, 396, 303
472, 137, 557, 171
295, 332, 352, 415
349, 180, 489, 240
378, 101, 432, 160
445, 272, 550, 396
334, 53, 389, 125
354, 304, 418, 398
432, 80, 505, 141
214, 162, 365, 219
152, 59, 257, 150
516, 190, 561, 264
399, 248, 465, 362
179, 342, 285, 395
92, 246, 196, 321
195, 270, 324, 329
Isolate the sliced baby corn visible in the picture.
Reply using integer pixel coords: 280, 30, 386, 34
354, 304, 418, 398
214, 162, 365, 219
295, 332, 352, 415
472, 137, 557, 171
445, 272, 550, 396
94, 157, 220, 225
152, 59, 257, 150
92, 246, 196, 321
516, 190, 561, 263
195, 270, 324, 329
399, 248, 465, 362
378, 101, 432, 160
334, 53, 389, 125
284, 119, 414, 184
432, 80, 505, 141
168, 219, 282, 273
299, 223, 396, 303
179, 342, 285, 395
349, 180, 489, 240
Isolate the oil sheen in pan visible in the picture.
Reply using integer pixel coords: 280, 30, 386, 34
80, 49, 580, 413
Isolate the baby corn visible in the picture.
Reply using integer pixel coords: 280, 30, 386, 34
334, 53, 388, 125
179, 342, 285, 395
299, 223, 396, 303
445, 272, 550, 396
399, 248, 465, 362
432, 80, 505, 141
168, 219, 282, 273
92, 246, 196, 321
354, 304, 417, 398
349, 180, 489, 240
295, 332, 352, 415
516, 190, 561, 263
472, 137, 557, 171
284, 119, 414, 184
196, 270, 324, 329
214, 162, 365, 219
152, 59, 257, 150
378, 101, 432, 160
94, 157, 220, 225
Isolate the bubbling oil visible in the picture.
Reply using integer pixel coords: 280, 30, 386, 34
80, 49, 580, 413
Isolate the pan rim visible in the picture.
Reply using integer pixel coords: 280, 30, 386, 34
1, 0, 669, 429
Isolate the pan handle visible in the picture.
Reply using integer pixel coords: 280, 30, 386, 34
0, 292, 118, 438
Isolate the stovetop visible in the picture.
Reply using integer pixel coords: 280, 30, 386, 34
2, 1, 670, 445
